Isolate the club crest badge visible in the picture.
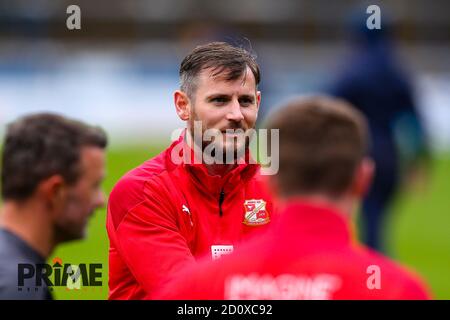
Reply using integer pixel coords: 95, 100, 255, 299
243, 199, 270, 226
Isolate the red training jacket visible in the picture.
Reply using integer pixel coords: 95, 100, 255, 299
106, 133, 274, 299
156, 200, 431, 300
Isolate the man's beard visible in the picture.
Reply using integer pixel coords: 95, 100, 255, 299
188, 120, 254, 164
54, 196, 91, 243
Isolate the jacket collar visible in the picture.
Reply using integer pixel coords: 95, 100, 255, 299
165, 131, 260, 196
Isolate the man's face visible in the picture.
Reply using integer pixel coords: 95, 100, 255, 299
55, 146, 106, 242
188, 66, 261, 160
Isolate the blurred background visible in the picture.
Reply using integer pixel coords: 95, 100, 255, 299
0, 0, 449, 299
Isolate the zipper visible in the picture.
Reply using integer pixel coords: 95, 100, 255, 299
218, 189, 225, 217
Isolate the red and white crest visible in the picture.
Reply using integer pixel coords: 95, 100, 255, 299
243, 199, 270, 226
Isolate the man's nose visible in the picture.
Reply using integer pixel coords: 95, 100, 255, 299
226, 99, 244, 122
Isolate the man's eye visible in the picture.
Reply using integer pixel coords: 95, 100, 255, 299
212, 97, 228, 103
240, 99, 254, 106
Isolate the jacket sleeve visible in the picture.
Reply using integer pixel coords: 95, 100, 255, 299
110, 178, 196, 296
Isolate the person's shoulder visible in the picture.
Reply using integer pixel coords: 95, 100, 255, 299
0, 234, 43, 300
107, 146, 174, 226
0, 247, 18, 280
0, 253, 21, 299
115, 147, 170, 190
110, 137, 185, 197
115, 162, 152, 192
0, 230, 25, 263
363, 247, 431, 299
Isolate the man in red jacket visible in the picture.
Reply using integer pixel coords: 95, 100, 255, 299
156, 96, 431, 300
106, 42, 274, 299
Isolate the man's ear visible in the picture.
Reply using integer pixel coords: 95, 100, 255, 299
351, 158, 375, 198
174, 90, 191, 121
256, 91, 261, 110
36, 175, 67, 215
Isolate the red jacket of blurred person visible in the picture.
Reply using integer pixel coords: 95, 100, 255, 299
106, 133, 274, 299
156, 200, 431, 300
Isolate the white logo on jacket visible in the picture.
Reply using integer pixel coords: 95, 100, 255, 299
211, 245, 234, 260
225, 273, 342, 300
243, 199, 270, 226
182, 204, 193, 226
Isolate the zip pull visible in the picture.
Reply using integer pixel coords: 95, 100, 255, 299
218, 189, 225, 217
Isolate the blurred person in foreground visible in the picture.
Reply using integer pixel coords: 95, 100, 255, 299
328, 18, 430, 252
156, 96, 431, 300
0, 113, 107, 299
107, 42, 274, 299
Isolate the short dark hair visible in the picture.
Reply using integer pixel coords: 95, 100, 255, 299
1, 113, 108, 201
266, 96, 369, 198
179, 42, 260, 98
